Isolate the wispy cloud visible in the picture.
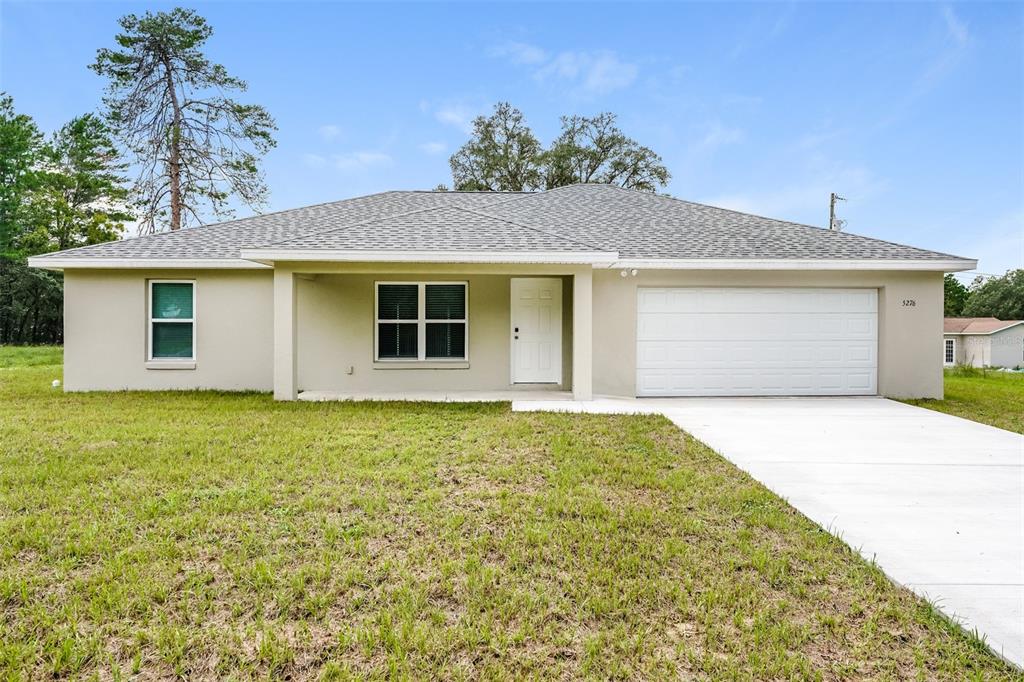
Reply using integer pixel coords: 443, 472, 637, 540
302, 153, 328, 168
694, 122, 744, 152
332, 151, 393, 171
488, 41, 547, 65
318, 124, 342, 141
942, 4, 969, 47
305, 148, 393, 172
434, 104, 477, 133
418, 141, 447, 155
873, 4, 972, 131
536, 50, 638, 95
489, 41, 638, 96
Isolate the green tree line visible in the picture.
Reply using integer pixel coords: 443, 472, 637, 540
944, 271, 1024, 320
0, 97, 131, 343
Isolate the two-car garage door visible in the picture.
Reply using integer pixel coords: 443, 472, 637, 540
636, 287, 878, 396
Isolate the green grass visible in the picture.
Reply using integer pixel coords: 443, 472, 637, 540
1, 346, 1018, 680
903, 367, 1024, 434
0, 344, 63, 368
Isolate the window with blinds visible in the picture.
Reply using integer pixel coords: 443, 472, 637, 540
150, 281, 195, 360
376, 282, 467, 361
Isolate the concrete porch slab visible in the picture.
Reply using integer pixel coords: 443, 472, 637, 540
298, 389, 574, 403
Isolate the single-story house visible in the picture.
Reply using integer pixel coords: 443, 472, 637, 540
943, 317, 1024, 368
29, 184, 976, 400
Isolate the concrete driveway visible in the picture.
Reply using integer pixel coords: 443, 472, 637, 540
513, 396, 1024, 666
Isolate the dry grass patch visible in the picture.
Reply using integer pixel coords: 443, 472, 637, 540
0, 347, 1018, 679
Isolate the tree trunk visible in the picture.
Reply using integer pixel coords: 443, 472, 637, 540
162, 54, 183, 231
30, 304, 39, 343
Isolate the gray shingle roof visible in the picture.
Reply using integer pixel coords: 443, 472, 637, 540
31, 183, 969, 263
263, 205, 602, 252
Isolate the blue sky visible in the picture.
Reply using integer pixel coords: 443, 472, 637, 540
2, 1, 1021, 276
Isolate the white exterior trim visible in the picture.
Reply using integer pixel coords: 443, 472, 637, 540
609, 258, 977, 272
28, 257, 269, 270
148, 279, 196, 364
241, 249, 619, 264
374, 281, 469, 364
30, 254, 976, 273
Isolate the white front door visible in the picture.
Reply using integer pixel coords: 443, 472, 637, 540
511, 278, 562, 384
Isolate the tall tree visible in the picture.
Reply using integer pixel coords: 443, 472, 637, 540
943, 274, 969, 317
19, 114, 132, 253
0, 93, 43, 256
91, 7, 276, 232
448, 103, 670, 193
962, 269, 1024, 320
542, 112, 670, 192
450, 102, 543, 191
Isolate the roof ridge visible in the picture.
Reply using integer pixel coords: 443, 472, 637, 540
473, 189, 549, 210
455, 206, 611, 252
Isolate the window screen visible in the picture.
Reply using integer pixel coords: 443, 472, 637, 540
151, 282, 194, 359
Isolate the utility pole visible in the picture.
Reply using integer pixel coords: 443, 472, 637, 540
829, 192, 846, 231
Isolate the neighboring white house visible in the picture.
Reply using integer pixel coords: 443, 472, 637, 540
28, 184, 977, 400
943, 318, 1024, 368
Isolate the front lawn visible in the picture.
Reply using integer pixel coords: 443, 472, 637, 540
904, 367, 1024, 434
0, 347, 1016, 679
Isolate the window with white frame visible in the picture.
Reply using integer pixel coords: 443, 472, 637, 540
375, 282, 467, 361
149, 281, 195, 360
943, 338, 955, 366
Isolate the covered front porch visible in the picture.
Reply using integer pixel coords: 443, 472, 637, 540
265, 261, 597, 402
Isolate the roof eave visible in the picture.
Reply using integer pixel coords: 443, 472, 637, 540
28, 254, 977, 273
608, 258, 978, 271
27, 257, 271, 271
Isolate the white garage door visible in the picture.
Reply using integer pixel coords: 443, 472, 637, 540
636, 287, 877, 396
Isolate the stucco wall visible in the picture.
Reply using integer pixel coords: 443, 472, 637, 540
295, 273, 573, 392
990, 326, 1024, 368
592, 269, 944, 399
62, 267, 945, 399
62, 269, 274, 391
961, 335, 990, 367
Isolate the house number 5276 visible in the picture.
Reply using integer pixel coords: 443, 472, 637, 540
902, 299, 916, 307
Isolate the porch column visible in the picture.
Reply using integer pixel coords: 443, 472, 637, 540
273, 267, 297, 401
572, 267, 593, 401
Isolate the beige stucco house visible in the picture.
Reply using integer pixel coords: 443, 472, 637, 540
29, 184, 976, 400
943, 318, 1024, 368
